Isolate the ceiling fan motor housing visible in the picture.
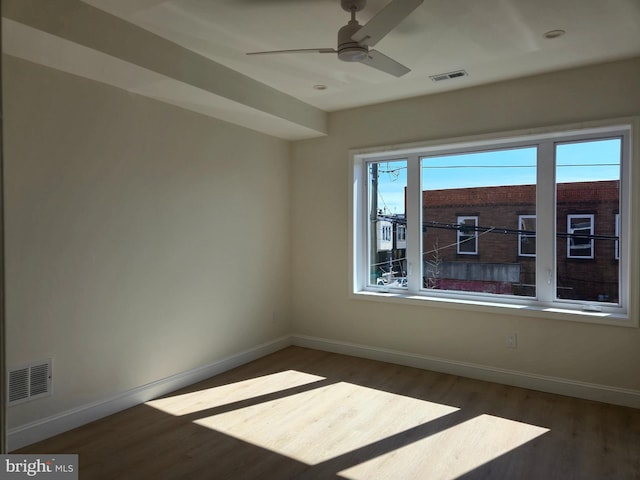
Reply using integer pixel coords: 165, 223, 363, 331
337, 21, 368, 62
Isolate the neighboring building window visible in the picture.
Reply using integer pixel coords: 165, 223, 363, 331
567, 214, 594, 258
377, 220, 393, 251
353, 122, 632, 322
396, 224, 407, 248
518, 215, 536, 257
457, 216, 478, 255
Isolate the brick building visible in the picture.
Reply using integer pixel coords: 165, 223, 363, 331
421, 180, 620, 302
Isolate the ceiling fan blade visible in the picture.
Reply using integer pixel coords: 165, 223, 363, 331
247, 48, 336, 55
351, 0, 423, 47
359, 49, 410, 77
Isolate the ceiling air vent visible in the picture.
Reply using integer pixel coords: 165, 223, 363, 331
430, 69, 468, 82
8, 360, 53, 406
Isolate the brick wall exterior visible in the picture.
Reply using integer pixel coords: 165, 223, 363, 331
420, 180, 619, 301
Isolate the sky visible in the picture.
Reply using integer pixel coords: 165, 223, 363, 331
374, 138, 621, 215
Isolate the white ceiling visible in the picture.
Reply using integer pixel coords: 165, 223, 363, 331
4, 0, 640, 139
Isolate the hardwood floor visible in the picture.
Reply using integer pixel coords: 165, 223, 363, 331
15, 346, 640, 479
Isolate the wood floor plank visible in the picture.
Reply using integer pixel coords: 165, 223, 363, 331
14, 346, 640, 479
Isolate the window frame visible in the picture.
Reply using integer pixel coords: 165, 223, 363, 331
350, 119, 637, 327
615, 213, 620, 260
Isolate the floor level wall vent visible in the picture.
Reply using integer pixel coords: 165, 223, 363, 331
8, 359, 53, 406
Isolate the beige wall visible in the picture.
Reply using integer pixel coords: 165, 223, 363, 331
291, 57, 640, 391
4, 56, 292, 428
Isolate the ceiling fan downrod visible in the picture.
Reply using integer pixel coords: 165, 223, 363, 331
340, 0, 367, 13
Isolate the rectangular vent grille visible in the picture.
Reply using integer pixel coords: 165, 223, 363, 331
430, 69, 468, 82
8, 360, 52, 405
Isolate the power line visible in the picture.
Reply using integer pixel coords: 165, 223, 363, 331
421, 164, 618, 169
373, 217, 618, 241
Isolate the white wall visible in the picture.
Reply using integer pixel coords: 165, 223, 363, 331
291, 57, 640, 392
4, 56, 292, 429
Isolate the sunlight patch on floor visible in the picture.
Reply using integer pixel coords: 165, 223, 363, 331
145, 370, 326, 416
194, 381, 459, 464
339, 414, 550, 480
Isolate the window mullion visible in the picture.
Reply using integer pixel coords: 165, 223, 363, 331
406, 156, 421, 292
536, 141, 556, 303
618, 129, 632, 313
351, 156, 367, 292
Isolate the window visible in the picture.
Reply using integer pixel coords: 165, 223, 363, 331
566, 214, 594, 258
555, 139, 622, 303
518, 215, 536, 257
368, 160, 407, 287
381, 223, 392, 242
422, 147, 536, 295
396, 224, 407, 248
456, 216, 478, 255
352, 121, 634, 323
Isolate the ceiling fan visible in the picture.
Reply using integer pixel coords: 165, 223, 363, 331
246, 0, 424, 77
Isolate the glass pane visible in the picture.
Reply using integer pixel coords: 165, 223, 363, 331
555, 139, 621, 303
368, 160, 407, 288
422, 147, 537, 296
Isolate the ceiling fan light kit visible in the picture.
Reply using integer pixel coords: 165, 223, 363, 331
337, 20, 369, 62
246, 0, 424, 77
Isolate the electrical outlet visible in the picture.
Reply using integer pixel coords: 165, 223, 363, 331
506, 333, 517, 349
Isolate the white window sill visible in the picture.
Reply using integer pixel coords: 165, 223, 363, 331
351, 289, 635, 328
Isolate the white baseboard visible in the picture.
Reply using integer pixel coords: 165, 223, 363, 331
292, 334, 640, 410
8, 335, 293, 451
